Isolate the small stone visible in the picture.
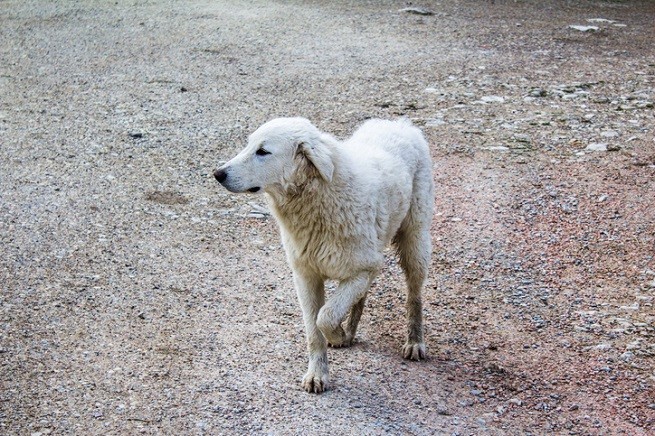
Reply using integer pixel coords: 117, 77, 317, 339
128, 132, 144, 139
586, 343, 612, 351
587, 18, 614, 23
399, 7, 434, 16
513, 134, 531, 143
620, 351, 634, 362
529, 88, 547, 98
597, 194, 608, 202
508, 398, 522, 406
569, 138, 584, 148
480, 95, 505, 103
481, 146, 509, 152
607, 144, 621, 152
247, 212, 267, 219
569, 404, 579, 411
425, 118, 446, 127
569, 25, 599, 32
585, 143, 607, 152
436, 406, 451, 415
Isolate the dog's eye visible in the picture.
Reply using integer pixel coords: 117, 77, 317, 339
256, 148, 271, 156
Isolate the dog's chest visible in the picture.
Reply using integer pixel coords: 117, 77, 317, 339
271, 210, 366, 277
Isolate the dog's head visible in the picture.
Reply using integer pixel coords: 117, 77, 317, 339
214, 117, 334, 194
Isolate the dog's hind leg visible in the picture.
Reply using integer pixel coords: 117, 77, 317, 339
342, 294, 367, 346
294, 271, 329, 393
317, 272, 374, 348
395, 223, 431, 360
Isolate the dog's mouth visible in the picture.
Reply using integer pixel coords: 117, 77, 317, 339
248, 187, 261, 193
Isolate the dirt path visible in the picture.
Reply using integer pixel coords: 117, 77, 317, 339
1, 1, 654, 434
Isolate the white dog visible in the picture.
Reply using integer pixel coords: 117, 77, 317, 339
214, 118, 434, 393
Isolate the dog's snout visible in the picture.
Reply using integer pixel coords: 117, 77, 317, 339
214, 168, 228, 183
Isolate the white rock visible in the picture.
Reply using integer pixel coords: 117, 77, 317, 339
586, 18, 615, 23
585, 343, 612, 351
569, 25, 599, 32
600, 130, 619, 138
481, 146, 510, 152
480, 96, 505, 103
248, 202, 270, 215
619, 302, 639, 311
585, 143, 607, 152
425, 118, 446, 127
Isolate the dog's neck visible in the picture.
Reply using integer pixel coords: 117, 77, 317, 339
265, 176, 326, 213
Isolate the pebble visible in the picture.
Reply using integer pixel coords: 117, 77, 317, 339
619, 303, 639, 311
436, 406, 451, 416
620, 351, 634, 362
600, 130, 619, 138
513, 134, 531, 143
508, 398, 523, 406
585, 143, 607, 152
587, 18, 614, 23
479, 95, 505, 103
569, 25, 599, 32
585, 343, 612, 351
481, 146, 509, 152
425, 118, 446, 127
529, 88, 547, 98
399, 7, 434, 15
248, 202, 270, 215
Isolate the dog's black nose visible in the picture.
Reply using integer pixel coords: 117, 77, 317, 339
214, 168, 227, 183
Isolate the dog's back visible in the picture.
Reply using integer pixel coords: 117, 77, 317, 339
345, 118, 430, 172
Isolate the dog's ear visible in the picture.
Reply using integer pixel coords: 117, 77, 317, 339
297, 140, 334, 182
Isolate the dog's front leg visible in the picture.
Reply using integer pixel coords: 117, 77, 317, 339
293, 271, 329, 393
316, 272, 374, 347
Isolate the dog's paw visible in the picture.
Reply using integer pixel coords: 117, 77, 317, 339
402, 341, 426, 360
327, 333, 354, 348
319, 324, 350, 348
302, 370, 329, 394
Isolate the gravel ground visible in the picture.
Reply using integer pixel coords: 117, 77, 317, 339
1, 0, 654, 434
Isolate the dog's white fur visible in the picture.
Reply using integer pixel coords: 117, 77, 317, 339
215, 117, 434, 393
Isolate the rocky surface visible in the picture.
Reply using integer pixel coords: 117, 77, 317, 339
1, 0, 654, 434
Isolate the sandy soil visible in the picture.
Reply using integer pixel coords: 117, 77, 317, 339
1, 0, 654, 434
